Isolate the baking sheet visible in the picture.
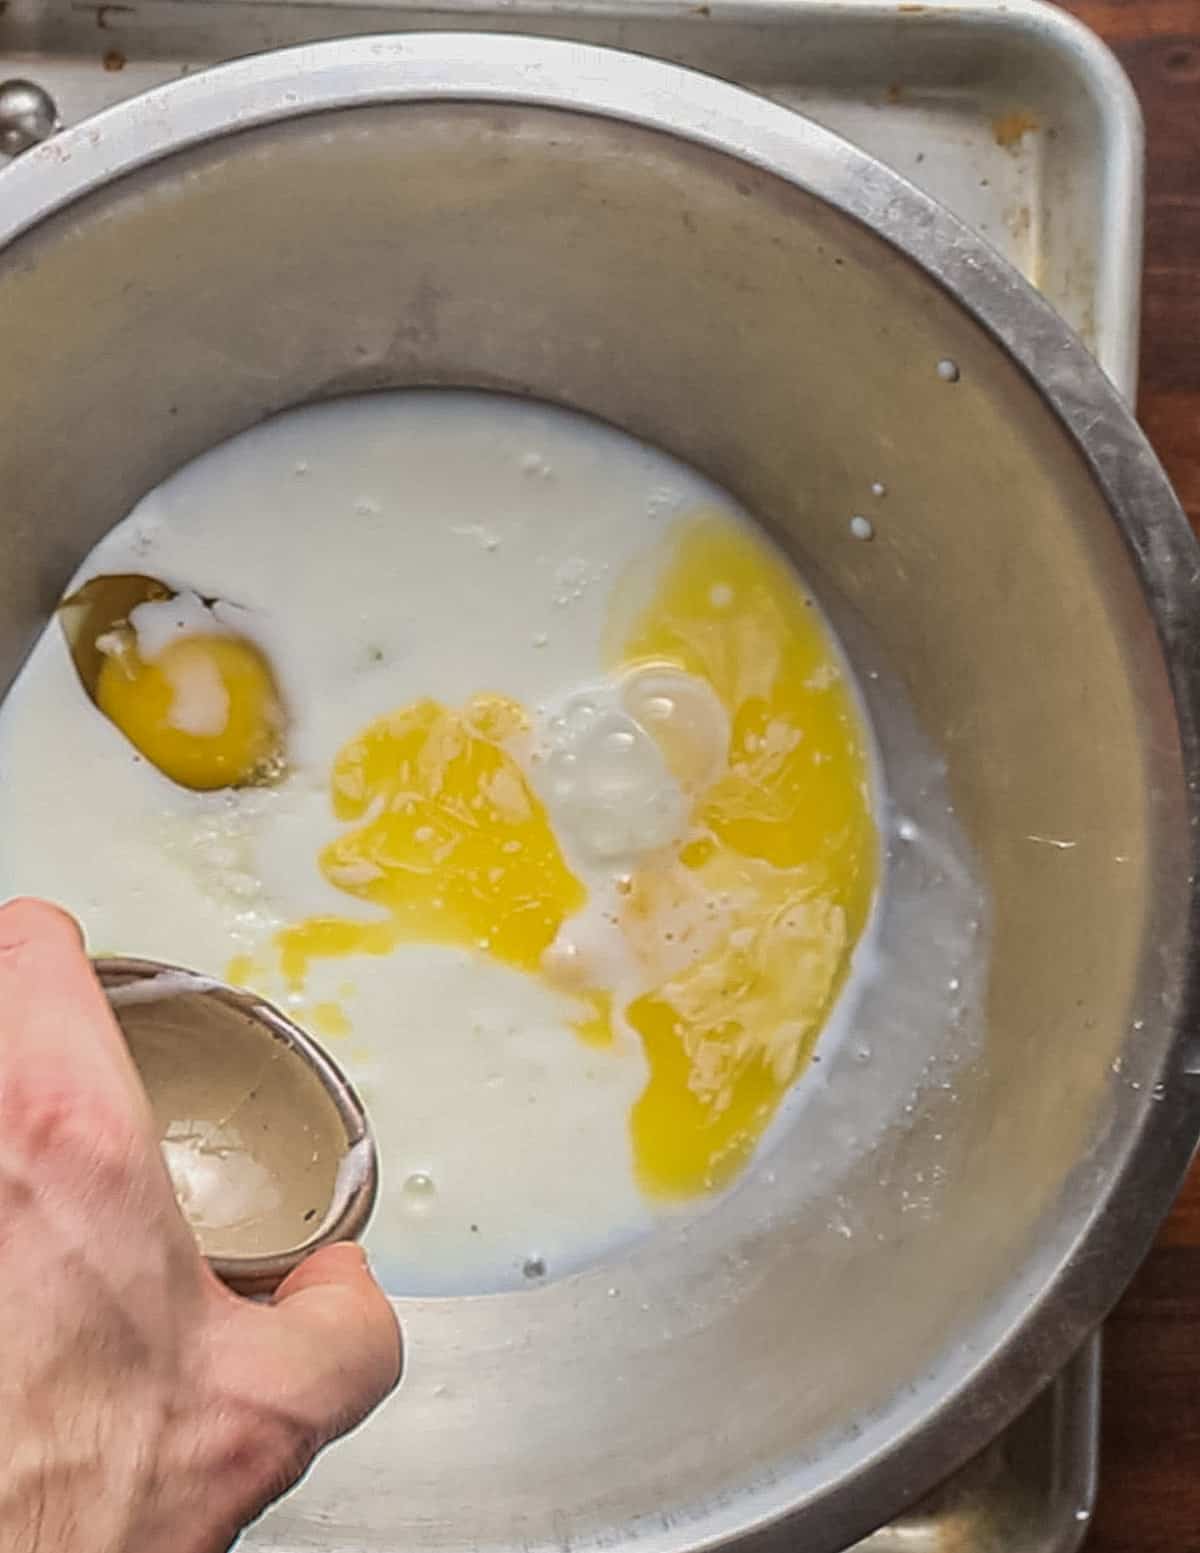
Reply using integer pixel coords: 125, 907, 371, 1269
854, 1336, 1100, 1552
0, 3, 1132, 1547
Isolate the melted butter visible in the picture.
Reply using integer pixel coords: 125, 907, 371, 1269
224, 953, 259, 988
571, 988, 615, 1049
247, 511, 875, 1207
311, 1001, 353, 1040
615, 515, 875, 883
609, 515, 876, 1198
275, 697, 585, 985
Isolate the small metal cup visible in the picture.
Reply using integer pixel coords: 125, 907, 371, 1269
97, 957, 378, 1297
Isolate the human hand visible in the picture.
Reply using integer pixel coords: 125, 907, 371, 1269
0, 899, 401, 1553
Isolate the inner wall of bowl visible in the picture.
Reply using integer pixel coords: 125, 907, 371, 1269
0, 102, 1177, 1540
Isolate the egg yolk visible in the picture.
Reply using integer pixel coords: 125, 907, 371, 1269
275, 696, 585, 985
610, 516, 876, 1198
96, 632, 285, 792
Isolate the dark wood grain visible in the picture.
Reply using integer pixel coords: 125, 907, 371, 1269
1054, 1, 1200, 1546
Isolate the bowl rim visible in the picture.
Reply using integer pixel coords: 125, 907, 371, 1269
4, 32, 1198, 1548
95, 954, 379, 1296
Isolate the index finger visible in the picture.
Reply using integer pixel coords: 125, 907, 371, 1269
0, 897, 151, 1116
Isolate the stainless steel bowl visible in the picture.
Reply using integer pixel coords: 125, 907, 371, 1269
0, 34, 1197, 1553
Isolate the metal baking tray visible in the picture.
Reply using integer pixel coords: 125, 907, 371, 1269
853, 1336, 1100, 1552
0, 1, 1133, 1547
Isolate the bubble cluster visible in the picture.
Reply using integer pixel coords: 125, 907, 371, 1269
536, 666, 727, 867
542, 704, 683, 861
622, 667, 727, 795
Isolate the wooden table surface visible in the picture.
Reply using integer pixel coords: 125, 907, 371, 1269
1055, 1, 1200, 1546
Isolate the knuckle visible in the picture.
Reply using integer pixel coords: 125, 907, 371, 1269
221, 1404, 324, 1509
3, 1074, 140, 1185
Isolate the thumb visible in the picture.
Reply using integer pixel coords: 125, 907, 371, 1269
263, 1243, 401, 1439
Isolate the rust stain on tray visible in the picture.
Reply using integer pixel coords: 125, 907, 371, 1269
1005, 204, 1032, 238
992, 109, 1039, 150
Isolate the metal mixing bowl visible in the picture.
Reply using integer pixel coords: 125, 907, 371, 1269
0, 34, 1197, 1553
